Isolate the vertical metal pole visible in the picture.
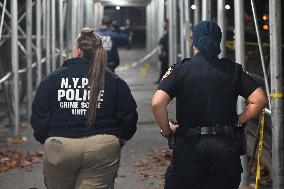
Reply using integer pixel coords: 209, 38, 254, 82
184, 0, 192, 58
0, 0, 7, 41
150, 0, 155, 49
94, 2, 99, 29
154, 0, 160, 47
234, 0, 248, 186
158, 0, 165, 40
202, 0, 211, 21
11, 0, 19, 136
85, 0, 94, 28
71, 0, 77, 48
250, 0, 271, 109
194, 0, 200, 26
269, 0, 284, 188
46, 0, 51, 74
26, 0, 32, 119
79, 0, 84, 28
36, 0, 42, 85
51, 0, 56, 70
59, 0, 64, 65
168, 0, 177, 65
42, 0, 46, 48
218, 0, 226, 58
146, 3, 150, 51
179, 0, 185, 59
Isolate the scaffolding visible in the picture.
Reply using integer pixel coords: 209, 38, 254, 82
0, 0, 282, 187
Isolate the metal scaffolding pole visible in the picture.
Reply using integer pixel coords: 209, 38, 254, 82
71, 0, 77, 49
158, 0, 164, 40
234, 0, 248, 186
79, 0, 84, 28
85, 0, 94, 28
36, 0, 42, 85
154, 0, 160, 47
218, 0, 226, 58
250, 0, 271, 109
42, 0, 46, 47
150, 0, 155, 49
46, 0, 51, 74
51, 0, 56, 70
146, 3, 150, 51
94, 2, 99, 29
26, 0, 32, 119
179, 0, 185, 59
0, 0, 7, 41
184, 0, 192, 58
269, 0, 284, 188
59, 0, 64, 66
194, 0, 200, 26
11, 0, 19, 136
202, 0, 211, 21
168, 0, 177, 65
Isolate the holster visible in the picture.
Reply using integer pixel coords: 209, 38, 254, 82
167, 135, 175, 149
235, 126, 246, 155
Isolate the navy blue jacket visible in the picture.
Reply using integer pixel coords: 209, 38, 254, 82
96, 28, 128, 66
31, 57, 138, 144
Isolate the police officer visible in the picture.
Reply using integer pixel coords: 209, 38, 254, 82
31, 28, 137, 189
97, 16, 128, 72
156, 19, 169, 83
152, 21, 268, 189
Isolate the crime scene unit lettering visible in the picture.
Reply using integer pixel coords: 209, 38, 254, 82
58, 78, 104, 116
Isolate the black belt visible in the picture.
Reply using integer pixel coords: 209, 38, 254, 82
184, 125, 235, 136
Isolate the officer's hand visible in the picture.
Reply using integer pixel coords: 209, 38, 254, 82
169, 122, 179, 133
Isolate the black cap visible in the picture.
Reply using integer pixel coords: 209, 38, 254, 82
192, 21, 222, 57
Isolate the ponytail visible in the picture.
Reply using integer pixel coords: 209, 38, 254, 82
86, 46, 107, 127
76, 28, 107, 127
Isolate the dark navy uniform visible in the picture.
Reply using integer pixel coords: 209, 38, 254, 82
31, 57, 137, 144
158, 30, 169, 81
158, 53, 259, 189
96, 28, 128, 72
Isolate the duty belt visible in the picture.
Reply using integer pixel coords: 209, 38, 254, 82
185, 125, 235, 136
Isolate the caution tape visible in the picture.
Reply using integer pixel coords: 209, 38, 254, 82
225, 40, 284, 50
269, 93, 284, 99
255, 110, 265, 189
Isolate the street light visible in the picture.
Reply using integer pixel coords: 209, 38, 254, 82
225, 5, 231, 10
116, 6, 120, 10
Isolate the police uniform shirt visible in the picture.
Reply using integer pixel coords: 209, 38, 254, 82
31, 57, 138, 144
96, 28, 128, 64
157, 53, 260, 128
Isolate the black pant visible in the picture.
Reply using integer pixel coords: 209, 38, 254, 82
164, 135, 242, 189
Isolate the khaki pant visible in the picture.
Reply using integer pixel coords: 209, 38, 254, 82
43, 134, 121, 189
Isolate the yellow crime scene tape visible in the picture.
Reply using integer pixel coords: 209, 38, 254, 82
269, 92, 284, 99
255, 110, 265, 189
225, 41, 284, 50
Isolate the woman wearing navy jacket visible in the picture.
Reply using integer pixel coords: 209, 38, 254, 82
31, 28, 138, 189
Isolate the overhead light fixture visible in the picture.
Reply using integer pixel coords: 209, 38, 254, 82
225, 5, 230, 10
116, 6, 120, 10
191, 5, 196, 10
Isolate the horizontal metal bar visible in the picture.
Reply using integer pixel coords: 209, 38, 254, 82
1, 35, 44, 39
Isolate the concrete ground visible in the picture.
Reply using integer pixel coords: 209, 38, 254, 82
0, 48, 271, 189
